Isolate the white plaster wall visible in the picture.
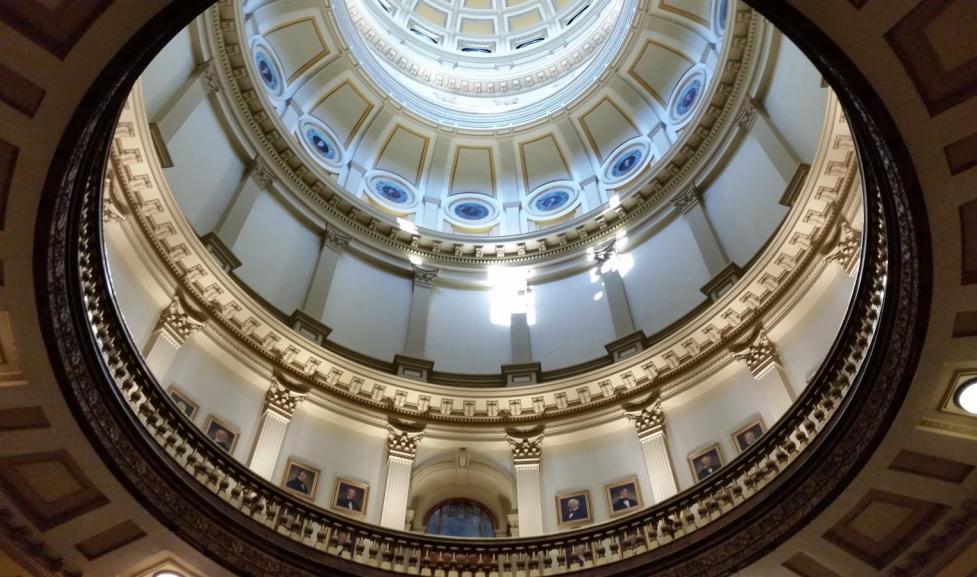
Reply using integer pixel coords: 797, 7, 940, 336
763, 36, 829, 164
104, 226, 169, 349
163, 101, 244, 234
664, 364, 779, 490
539, 425, 651, 532
774, 266, 858, 396
322, 255, 412, 362
273, 405, 387, 524
162, 338, 267, 464
426, 287, 512, 373
233, 189, 320, 313
703, 135, 789, 266
140, 26, 195, 121
530, 270, 617, 369
623, 218, 712, 335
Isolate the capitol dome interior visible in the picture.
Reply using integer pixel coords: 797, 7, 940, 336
0, 1, 975, 576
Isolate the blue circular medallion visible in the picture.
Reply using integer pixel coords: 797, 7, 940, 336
253, 50, 279, 92
375, 180, 411, 204
676, 79, 702, 116
611, 150, 643, 178
304, 127, 337, 161
533, 190, 571, 212
453, 202, 491, 221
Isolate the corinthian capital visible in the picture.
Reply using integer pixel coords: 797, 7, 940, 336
671, 183, 701, 214
264, 376, 308, 418
626, 396, 665, 439
411, 264, 440, 288
736, 95, 761, 131
507, 433, 544, 467
731, 325, 780, 379
321, 223, 351, 252
156, 295, 207, 346
387, 426, 424, 461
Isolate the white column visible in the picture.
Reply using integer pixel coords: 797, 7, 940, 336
301, 225, 350, 321
508, 434, 544, 537
403, 265, 438, 358
153, 59, 219, 143
380, 427, 424, 530
248, 377, 308, 480
214, 158, 274, 249
502, 202, 522, 235
672, 185, 730, 278
626, 398, 678, 504
580, 176, 603, 213
143, 295, 206, 378
733, 326, 796, 415
737, 96, 800, 182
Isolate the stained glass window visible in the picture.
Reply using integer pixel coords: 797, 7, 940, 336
424, 499, 497, 538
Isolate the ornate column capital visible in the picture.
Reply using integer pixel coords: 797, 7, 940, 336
156, 294, 207, 346
264, 376, 308, 418
671, 183, 702, 214
507, 433, 544, 468
732, 325, 780, 379
411, 264, 440, 288
823, 217, 861, 274
626, 396, 665, 440
246, 157, 275, 191
195, 59, 221, 95
321, 223, 352, 252
387, 426, 424, 461
736, 95, 761, 131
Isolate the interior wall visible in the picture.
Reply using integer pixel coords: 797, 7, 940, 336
425, 287, 512, 373
104, 226, 170, 349
162, 100, 245, 234
140, 26, 195, 121
539, 425, 651, 533
702, 135, 790, 266
623, 217, 712, 335
233, 188, 320, 313
273, 405, 387, 524
762, 36, 829, 164
322, 254, 412, 362
530, 270, 617, 369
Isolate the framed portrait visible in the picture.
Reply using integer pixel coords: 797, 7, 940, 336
281, 458, 321, 500
331, 477, 369, 517
555, 489, 593, 528
203, 415, 239, 454
604, 476, 644, 518
688, 443, 725, 483
731, 416, 766, 454
167, 385, 199, 420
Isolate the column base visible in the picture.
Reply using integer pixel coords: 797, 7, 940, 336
288, 309, 333, 346
200, 232, 242, 272
393, 355, 435, 382
502, 363, 542, 386
605, 330, 647, 361
700, 262, 744, 301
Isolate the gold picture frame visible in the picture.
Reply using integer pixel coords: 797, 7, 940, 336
687, 442, 725, 483
555, 489, 593, 528
281, 457, 321, 501
331, 477, 370, 518
166, 384, 199, 421
604, 475, 644, 518
731, 415, 766, 454
202, 415, 239, 454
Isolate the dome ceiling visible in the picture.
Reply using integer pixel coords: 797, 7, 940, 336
228, 0, 740, 256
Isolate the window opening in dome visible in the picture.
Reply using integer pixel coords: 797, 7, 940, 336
515, 36, 545, 50
424, 499, 497, 538
566, 4, 590, 26
489, 266, 536, 326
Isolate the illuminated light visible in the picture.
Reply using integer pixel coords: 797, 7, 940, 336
955, 379, 977, 415
154, 572, 184, 577
608, 194, 621, 209
397, 218, 418, 235
593, 291, 604, 301
408, 254, 423, 266
488, 266, 535, 326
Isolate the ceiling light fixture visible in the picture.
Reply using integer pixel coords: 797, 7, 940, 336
954, 378, 977, 415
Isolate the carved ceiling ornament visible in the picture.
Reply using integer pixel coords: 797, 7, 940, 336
823, 216, 861, 274
507, 433, 544, 467
626, 396, 665, 439
387, 426, 425, 461
155, 294, 206, 346
264, 376, 308, 418
732, 325, 780, 379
